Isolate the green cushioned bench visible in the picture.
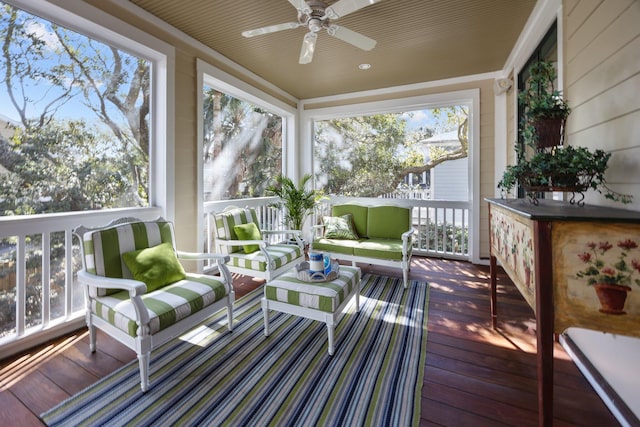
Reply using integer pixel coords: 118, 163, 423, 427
261, 265, 361, 355
312, 204, 415, 288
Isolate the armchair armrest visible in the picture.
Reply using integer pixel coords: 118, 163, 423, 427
176, 251, 230, 263
262, 229, 302, 237
78, 270, 146, 296
216, 239, 268, 248
401, 228, 416, 255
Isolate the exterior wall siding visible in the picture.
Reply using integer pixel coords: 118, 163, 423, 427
564, 0, 640, 210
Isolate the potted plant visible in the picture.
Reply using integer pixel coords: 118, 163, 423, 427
576, 239, 640, 314
519, 60, 571, 148
266, 174, 325, 231
497, 145, 633, 204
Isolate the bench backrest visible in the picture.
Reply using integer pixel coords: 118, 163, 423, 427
331, 204, 411, 240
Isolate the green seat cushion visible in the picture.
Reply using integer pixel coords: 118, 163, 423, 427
90, 273, 228, 337
227, 244, 302, 272
264, 266, 360, 313
312, 238, 364, 255
352, 238, 405, 261
367, 206, 411, 239
332, 204, 369, 238
122, 242, 186, 292
233, 222, 262, 254
323, 214, 358, 240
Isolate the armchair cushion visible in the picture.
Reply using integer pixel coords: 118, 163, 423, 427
91, 273, 228, 337
123, 242, 186, 292
214, 207, 260, 254
323, 214, 358, 240
233, 222, 262, 254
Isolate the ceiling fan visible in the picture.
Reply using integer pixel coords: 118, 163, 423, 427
242, 0, 381, 64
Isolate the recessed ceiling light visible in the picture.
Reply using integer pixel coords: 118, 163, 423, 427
358, 63, 371, 70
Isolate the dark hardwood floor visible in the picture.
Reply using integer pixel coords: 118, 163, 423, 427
0, 257, 619, 426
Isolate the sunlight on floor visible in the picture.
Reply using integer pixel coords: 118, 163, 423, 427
0, 332, 87, 390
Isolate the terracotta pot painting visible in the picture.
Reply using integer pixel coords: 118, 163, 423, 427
576, 239, 640, 315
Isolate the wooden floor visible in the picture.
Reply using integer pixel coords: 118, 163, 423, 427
0, 258, 619, 426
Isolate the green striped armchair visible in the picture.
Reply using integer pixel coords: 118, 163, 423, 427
75, 217, 234, 392
213, 207, 305, 281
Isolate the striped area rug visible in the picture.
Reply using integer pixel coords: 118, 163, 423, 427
41, 274, 429, 426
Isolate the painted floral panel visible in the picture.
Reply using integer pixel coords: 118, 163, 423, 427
553, 221, 640, 337
490, 207, 535, 310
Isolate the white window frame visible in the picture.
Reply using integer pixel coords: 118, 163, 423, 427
196, 59, 297, 254
4, 0, 176, 220
299, 89, 481, 263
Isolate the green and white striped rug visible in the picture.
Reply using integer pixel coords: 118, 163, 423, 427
41, 274, 429, 426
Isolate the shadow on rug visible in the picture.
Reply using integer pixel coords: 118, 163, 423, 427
41, 274, 429, 426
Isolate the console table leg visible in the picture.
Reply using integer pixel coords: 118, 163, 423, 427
490, 255, 498, 329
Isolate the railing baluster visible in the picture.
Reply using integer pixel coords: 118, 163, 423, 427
42, 231, 51, 328
16, 235, 25, 336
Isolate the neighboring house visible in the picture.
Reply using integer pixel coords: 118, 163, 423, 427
419, 130, 469, 201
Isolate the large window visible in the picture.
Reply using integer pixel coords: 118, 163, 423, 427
202, 87, 283, 201
0, 0, 171, 342
0, 1, 151, 216
314, 106, 469, 200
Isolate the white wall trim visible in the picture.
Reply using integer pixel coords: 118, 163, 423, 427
503, 0, 562, 76
301, 71, 499, 107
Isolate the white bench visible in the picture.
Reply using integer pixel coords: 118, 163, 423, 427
261, 265, 361, 355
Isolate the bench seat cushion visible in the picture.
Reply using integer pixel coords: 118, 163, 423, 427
311, 238, 365, 255
264, 266, 360, 313
90, 273, 227, 337
352, 238, 405, 261
227, 243, 302, 272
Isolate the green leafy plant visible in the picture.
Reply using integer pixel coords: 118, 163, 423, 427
497, 146, 633, 204
519, 60, 571, 121
266, 174, 325, 230
519, 60, 571, 149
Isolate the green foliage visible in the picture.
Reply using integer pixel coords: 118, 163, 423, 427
202, 88, 282, 200
497, 146, 632, 203
415, 221, 468, 254
0, 3, 150, 215
0, 120, 144, 215
266, 174, 325, 230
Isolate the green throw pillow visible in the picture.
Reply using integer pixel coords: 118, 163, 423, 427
323, 214, 359, 240
233, 222, 262, 254
122, 242, 186, 292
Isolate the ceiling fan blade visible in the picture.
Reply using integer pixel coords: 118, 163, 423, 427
299, 32, 318, 64
242, 22, 301, 38
288, 0, 311, 14
324, 0, 382, 19
328, 25, 376, 50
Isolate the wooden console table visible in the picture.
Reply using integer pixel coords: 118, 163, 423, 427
486, 198, 640, 427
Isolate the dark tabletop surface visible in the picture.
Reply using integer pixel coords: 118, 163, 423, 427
486, 198, 640, 222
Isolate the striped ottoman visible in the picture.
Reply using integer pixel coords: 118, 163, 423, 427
261, 265, 361, 355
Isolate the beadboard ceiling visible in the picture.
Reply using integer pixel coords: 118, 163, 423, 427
127, 0, 537, 99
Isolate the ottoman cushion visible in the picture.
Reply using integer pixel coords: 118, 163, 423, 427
264, 266, 360, 313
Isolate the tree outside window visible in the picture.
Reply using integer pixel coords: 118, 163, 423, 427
202, 87, 282, 201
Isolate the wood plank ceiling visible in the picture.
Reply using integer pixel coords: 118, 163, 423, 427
127, 0, 537, 99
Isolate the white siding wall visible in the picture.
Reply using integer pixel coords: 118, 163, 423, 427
564, 0, 640, 210
431, 158, 469, 201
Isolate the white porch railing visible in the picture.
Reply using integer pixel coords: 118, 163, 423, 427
0, 207, 163, 359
